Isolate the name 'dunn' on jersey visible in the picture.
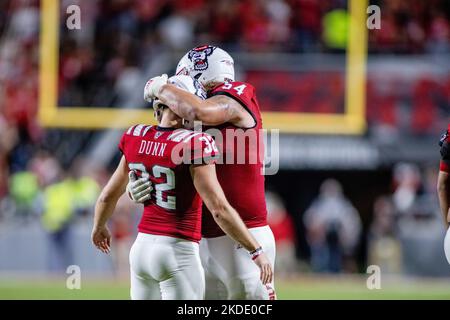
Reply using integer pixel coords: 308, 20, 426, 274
137, 139, 167, 157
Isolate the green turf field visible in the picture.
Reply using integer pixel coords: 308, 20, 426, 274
1, 275, 450, 299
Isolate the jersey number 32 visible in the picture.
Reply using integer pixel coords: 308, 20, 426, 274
128, 163, 175, 210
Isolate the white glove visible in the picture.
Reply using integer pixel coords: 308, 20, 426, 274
126, 171, 153, 203
144, 74, 168, 102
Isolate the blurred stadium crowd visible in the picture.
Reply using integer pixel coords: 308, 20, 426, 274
0, 0, 449, 276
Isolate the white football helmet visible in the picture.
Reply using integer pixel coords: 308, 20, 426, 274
175, 54, 191, 77
175, 45, 235, 88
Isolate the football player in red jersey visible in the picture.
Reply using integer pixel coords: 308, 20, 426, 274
91, 75, 272, 300
139, 45, 276, 300
438, 124, 450, 264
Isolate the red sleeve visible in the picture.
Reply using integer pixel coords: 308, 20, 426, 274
209, 81, 259, 126
187, 133, 220, 165
118, 126, 135, 155
440, 160, 450, 172
118, 134, 126, 154
210, 81, 255, 107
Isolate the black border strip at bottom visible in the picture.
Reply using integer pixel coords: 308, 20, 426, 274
0, 300, 440, 319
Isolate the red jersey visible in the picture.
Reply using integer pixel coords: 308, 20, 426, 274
202, 81, 268, 238
441, 124, 450, 172
119, 125, 218, 242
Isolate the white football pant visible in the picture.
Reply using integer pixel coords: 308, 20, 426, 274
200, 225, 277, 300
444, 227, 450, 265
129, 233, 205, 300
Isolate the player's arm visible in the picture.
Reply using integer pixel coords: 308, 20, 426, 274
438, 131, 450, 227
437, 171, 450, 227
92, 155, 128, 253
159, 84, 253, 127
190, 163, 258, 251
190, 163, 273, 284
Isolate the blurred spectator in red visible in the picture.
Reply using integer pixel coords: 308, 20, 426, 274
427, 11, 450, 54
290, 0, 322, 52
239, 0, 271, 51
266, 190, 297, 275
369, 7, 400, 53
206, 0, 241, 45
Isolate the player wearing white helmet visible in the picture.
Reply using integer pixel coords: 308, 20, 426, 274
175, 45, 235, 89
92, 75, 272, 300
134, 45, 277, 300
438, 125, 450, 264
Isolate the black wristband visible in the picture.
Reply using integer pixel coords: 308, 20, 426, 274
249, 246, 263, 260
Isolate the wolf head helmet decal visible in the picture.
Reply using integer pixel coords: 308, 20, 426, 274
188, 45, 216, 72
